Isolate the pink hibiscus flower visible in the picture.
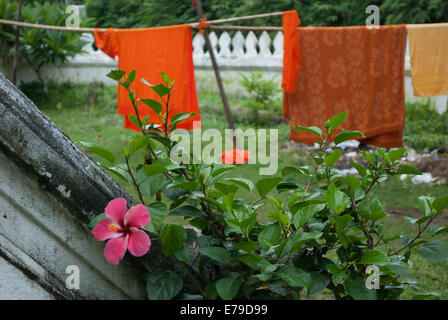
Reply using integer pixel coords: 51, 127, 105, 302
92, 198, 151, 265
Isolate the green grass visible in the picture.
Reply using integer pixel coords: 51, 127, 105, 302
23, 81, 448, 299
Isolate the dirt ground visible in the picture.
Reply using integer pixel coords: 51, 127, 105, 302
412, 155, 448, 180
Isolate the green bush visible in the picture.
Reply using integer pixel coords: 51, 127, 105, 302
404, 101, 448, 152
238, 72, 281, 127
0, 0, 92, 83
84, 69, 448, 300
85, 0, 447, 29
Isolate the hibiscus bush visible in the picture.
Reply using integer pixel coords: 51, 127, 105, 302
85, 69, 448, 300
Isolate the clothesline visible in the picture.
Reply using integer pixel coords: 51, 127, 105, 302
0, 11, 286, 33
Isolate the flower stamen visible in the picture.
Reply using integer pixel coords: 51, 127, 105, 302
108, 223, 119, 232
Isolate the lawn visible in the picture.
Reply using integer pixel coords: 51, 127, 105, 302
21, 80, 448, 299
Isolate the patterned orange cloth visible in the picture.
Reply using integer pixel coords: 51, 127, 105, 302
281, 10, 301, 93
94, 25, 201, 131
283, 25, 407, 148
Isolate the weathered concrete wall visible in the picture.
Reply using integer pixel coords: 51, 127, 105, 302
0, 72, 179, 299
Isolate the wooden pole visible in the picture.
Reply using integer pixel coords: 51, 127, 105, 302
11, 0, 23, 85
192, 0, 238, 148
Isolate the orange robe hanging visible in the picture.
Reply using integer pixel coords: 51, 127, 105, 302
283, 25, 407, 148
94, 25, 200, 131
282, 10, 301, 93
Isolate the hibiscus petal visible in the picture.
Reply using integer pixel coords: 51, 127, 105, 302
104, 235, 128, 265
127, 229, 151, 257
92, 218, 123, 241
124, 204, 151, 228
105, 198, 127, 227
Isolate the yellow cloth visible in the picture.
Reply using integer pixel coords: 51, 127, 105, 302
407, 23, 448, 97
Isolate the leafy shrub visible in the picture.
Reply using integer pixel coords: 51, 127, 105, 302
85, 0, 446, 29
404, 101, 448, 152
85, 69, 448, 300
238, 72, 281, 127
0, 1, 92, 83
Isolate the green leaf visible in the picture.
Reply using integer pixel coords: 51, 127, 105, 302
233, 240, 257, 253
79, 141, 115, 164
160, 224, 187, 257
146, 270, 183, 300
141, 78, 170, 97
171, 112, 194, 126
128, 114, 141, 128
168, 180, 199, 192
106, 69, 125, 81
143, 164, 169, 177
175, 246, 192, 264
345, 277, 377, 300
129, 135, 149, 153
140, 99, 163, 114
216, 272, 243, 300
396, 165, 422, 175
199, 247, 232, 264
418, 240, 448, 262
88, 213, 105, 229
121, 70, 136, 88
329, 112, 348, 130
327, 264, 349, 285
280, 269, 312, 288
256, 177, 283, 197
211, 165, 236, 177
387, 148, 407, 162
346, 175, 361, 190
159, 72, 171, 85
258, 223, 281, 251
415, 196, 434, 216
386, 263, 412, 279
224, 178, 254, 191
308, 272, 330, 295
325, 183, 349, 214
432, 196, 448, 213
169, 205, 204, 218
214, 182, 239, 194
334, 130, 364, 145
335, 214, 353, 230
351, 161, 367, 177
283, 232, 322, 256
361, 249, 391, 266
143, 202, 167, 233
292, 125, 322, 137
293, 204, 326, 229
325, 149, 341, 167
370, 196, 386, 220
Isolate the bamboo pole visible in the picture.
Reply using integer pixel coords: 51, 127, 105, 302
208, 25, 283, 31
0, 19, 102, 32
0, 18, 286, 32
0, 10, 286, 33
190, 11, 283, 27
11, 0, 23, 85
